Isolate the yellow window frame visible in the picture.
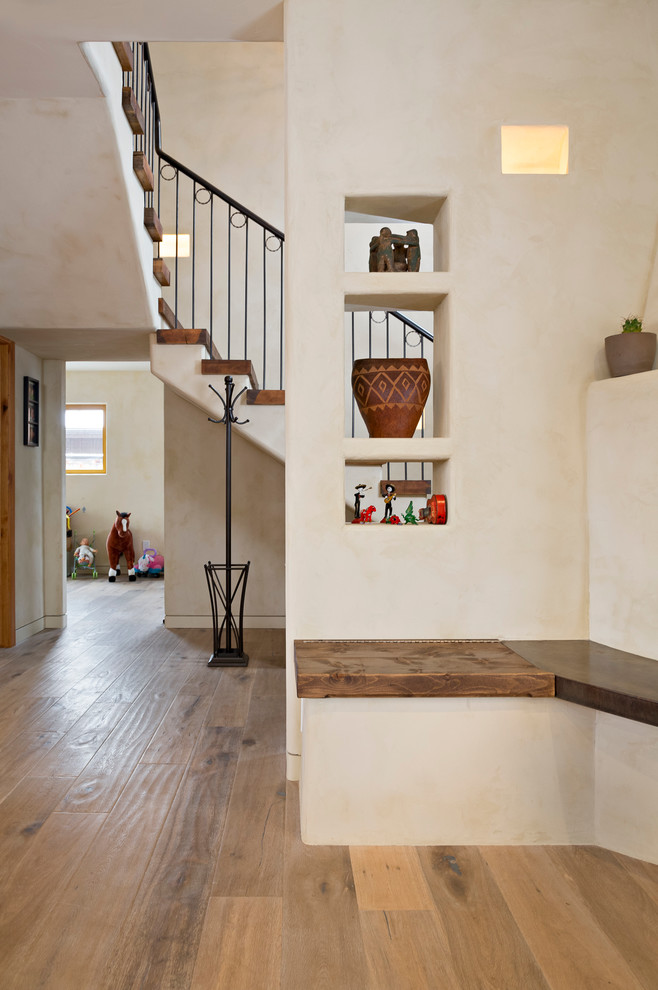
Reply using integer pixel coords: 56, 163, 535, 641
65, 403, 107, 475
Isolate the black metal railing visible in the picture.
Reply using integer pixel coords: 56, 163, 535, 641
348, 310, 434, 481
122, 43, 285, 389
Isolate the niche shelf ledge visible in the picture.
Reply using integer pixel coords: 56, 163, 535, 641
344, 437, 452, 465
344, 272, 449, 311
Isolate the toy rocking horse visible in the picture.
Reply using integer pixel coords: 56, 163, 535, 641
106, 510, 136, 583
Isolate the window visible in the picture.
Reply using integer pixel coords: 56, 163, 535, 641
501, 125, 569, 174
66, 405, 106, 474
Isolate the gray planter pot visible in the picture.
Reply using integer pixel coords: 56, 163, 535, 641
604, 332, 657, 378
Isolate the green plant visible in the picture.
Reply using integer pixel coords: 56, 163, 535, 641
621, 315, 643, 333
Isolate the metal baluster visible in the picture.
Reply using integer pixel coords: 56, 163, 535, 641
386, 313, 390, 358
209, 195, 214, 356
244, 219, 249, 360
174, 169, 180, 325
192, 183, 197, 330
227, 206, 232, 359
262, 228, 267, 389
279, 243, 284, 389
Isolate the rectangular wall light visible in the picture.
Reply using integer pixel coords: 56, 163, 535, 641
160, 234, 191, 257
501, 125, 569, 174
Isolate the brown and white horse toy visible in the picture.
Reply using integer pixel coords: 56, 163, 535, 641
106, 511, 136, 583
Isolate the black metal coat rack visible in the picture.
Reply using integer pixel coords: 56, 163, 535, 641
205, 376, 250, 667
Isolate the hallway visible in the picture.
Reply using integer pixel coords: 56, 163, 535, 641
0, 579, 656, 988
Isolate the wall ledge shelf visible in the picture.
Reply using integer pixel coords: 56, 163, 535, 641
344, 272, 449, 311
344, 437, 451, 464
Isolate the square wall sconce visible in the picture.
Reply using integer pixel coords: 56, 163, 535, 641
161, 234, 191, 257
501, 125, 569, 174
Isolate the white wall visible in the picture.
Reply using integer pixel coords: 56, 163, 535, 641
284, 0, 658, 774
588, 370, 658, 659
163, 387, 285, 627
65, 369, 165, 572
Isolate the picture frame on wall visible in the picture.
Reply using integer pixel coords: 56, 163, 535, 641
24, 376, 39, 447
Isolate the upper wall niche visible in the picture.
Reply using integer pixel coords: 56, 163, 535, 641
344, 195, 448, 274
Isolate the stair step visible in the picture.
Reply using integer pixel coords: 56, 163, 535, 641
246, 390, 285, 406
133, 151, 154, 192
378, 479, 431, 498
144, 207, 163, 242
153, 259, 171, 287
156, 328, 220, 359
122, 87, 144, 135
158, 298, 183, 331
202, 360, 259, 390
112, 42, 134, 73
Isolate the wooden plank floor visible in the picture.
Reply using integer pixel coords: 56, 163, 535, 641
0, 579, 656, 989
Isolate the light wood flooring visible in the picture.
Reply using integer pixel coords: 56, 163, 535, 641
0, 578, 656, 989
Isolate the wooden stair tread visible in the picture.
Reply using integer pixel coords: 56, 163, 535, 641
294, 640, 555, 699
144, 207, 163, 242
156, 328, 219, 359
153, 259, 170, 287
246, 390, 285, 405
121, 87, 144, 136
112, 42, 134, 72
133, 151, 154, 192
158, 297, 183, 331
202, 360, 259, 390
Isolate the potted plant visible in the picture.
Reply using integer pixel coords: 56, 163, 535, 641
605, 315, 656, 377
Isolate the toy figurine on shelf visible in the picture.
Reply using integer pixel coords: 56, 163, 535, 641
389, 514, 401, 525
354, 505, 377, 524
381, 483, 396, 523
419, 493, 448, 525
402, 501, 418, 525
353, 483, 370, 521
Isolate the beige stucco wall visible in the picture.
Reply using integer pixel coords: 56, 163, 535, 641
284, 0, 658, 773
65, 369, 164, 572
163, 387, 285, 627
588, 370, 658, 660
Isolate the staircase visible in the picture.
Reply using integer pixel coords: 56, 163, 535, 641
110, 41, 286, 462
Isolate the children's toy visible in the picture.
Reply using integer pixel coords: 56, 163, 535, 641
381, 484, 396, 522
136, 548, 165, 578
402, 501, 418, 525
106, 511, 136, 583
418, 493, 448, 525
72, 534, 98, 579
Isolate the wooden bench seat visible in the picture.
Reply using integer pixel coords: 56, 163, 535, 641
294, 639, 555, 699
295, 638, 658, 726
506, 640, 658, 727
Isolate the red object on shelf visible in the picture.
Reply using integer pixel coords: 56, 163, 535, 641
419, 493, 447, 525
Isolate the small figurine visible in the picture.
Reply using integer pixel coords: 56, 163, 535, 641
369, 236, 380, 272
376, 227, 406, 272
389, 514, 401, 525
360, 505, 377, 523
402, 501, 418, 525
353, 483, 369, 520
406, 229, 421, 272
381, 483, 396, 522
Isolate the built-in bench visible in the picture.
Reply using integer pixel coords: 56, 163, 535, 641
294, 638, 658, 856
295, 638, 658, 726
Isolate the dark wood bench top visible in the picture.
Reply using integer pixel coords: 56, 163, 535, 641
294, 640, 555, 699
506, 640, 658, 727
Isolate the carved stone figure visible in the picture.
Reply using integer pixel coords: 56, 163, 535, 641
370, 227, 421, 272
406, 229, 421, 272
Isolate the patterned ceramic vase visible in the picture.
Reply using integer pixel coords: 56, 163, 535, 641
351, 357, 431, 438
